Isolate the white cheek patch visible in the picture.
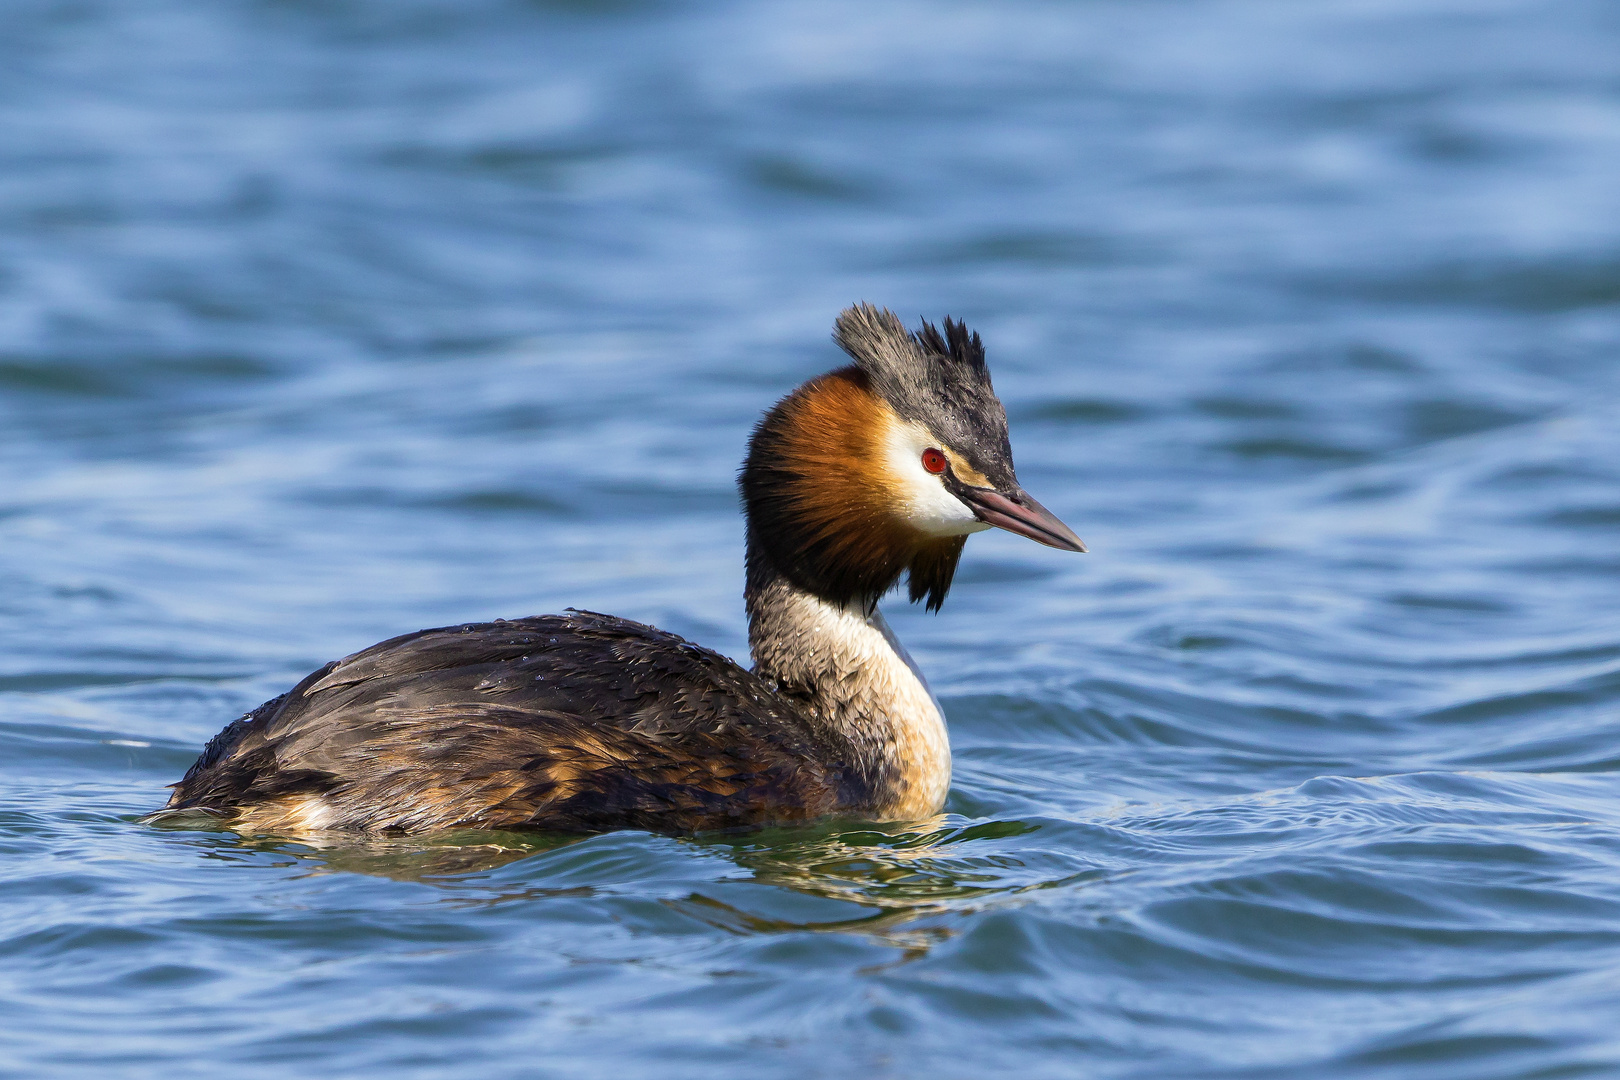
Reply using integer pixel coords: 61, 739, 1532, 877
881, 419, 991, 537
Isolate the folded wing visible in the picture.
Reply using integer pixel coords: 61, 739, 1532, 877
167, 611, 852, 834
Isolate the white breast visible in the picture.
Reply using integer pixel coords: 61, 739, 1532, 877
772, 588, 953, 819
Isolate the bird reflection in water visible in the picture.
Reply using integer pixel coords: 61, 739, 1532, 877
150, 807, 1048, 959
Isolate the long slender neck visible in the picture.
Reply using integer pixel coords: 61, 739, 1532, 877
744, 535, 951, 820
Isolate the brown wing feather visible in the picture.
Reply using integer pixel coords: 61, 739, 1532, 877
167, 612, 862, 835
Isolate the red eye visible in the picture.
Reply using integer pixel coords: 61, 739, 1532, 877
921, 448, 948, 475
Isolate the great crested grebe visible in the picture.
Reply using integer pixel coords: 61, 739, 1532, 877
163, 305, 1084, 835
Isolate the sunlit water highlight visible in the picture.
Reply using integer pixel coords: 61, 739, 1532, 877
4, 1, 1620, 1077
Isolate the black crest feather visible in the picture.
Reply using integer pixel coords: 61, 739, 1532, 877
832, 303, 1016, 491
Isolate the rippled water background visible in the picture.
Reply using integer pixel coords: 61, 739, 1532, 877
4, 1, 1620, 1077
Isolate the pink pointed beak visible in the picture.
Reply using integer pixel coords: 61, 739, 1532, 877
961, 488, 1086, 552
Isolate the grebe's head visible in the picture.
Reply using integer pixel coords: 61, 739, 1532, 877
741, 304, 1084, 612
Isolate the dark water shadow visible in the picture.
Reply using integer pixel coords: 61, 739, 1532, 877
143, 810, 588, 881
690, 817, 1044, 908
661, 817, 1102, 963
140, 809, 1072, 944
1304, 255, 1620, 312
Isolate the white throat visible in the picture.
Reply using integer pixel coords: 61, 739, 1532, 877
746, 578, 952, 820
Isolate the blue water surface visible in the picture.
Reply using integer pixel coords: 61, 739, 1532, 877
4, 1, 1620, 1077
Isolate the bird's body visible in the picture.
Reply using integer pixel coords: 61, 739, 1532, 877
164, 306, 1083, 836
